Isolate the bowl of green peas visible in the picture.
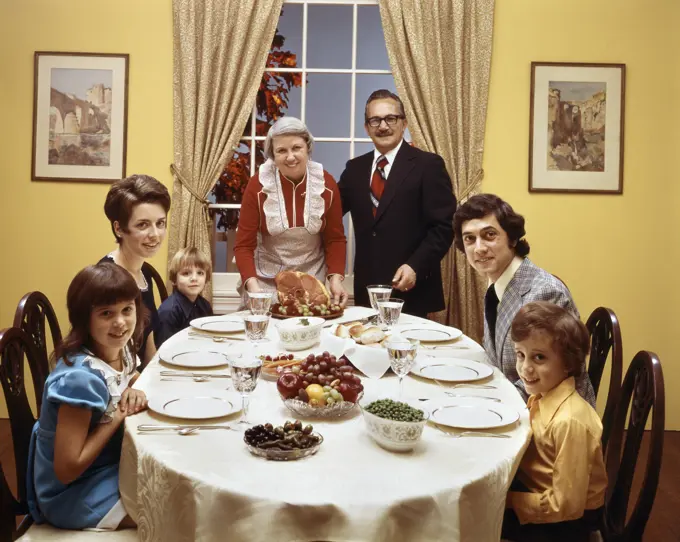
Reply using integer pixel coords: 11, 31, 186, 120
360, 398, 429, 452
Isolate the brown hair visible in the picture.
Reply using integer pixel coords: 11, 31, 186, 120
364, 89, 406, 123
56, 262, 146, 373
104, 174, 171, 243
510, 301, 589, 376
453, 194, 530, 256
168, 247, 213, 285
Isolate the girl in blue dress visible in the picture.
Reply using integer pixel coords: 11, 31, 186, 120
28, 262, 148, 530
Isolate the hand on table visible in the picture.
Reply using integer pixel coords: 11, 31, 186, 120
329, 275, 349, 307
119, 388, 148, 415
392, 264, 416, 292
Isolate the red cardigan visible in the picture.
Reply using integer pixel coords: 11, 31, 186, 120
234, 170, 347, 283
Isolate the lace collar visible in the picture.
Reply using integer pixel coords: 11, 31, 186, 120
259, 159, 326, 236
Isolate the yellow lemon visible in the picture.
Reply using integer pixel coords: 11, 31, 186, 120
305, 384, 326, 404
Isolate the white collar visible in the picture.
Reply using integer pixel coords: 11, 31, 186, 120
489, 256, 524, 301
373, 138, 404, 166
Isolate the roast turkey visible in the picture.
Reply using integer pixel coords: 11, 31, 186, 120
274, 270, 330, 307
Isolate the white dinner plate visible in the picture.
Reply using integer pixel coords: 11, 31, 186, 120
412, 358, 493, 382
148, 394, 240, 420
428, 399, 519, 430
190, 316, 243, 334
398, 327, 463, 342
161, 349, 230, 368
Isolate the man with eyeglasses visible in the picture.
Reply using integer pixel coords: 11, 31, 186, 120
338, 89, 456, 318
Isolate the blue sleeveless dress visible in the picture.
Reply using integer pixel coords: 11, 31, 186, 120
27, 349, 137, 530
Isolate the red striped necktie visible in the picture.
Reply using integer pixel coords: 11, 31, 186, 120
370, 155, 389, 217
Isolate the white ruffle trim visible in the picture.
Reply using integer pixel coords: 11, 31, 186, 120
82, 347, 136, 423
259, 158, 326, 236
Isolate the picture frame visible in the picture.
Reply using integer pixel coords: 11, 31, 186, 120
529, 62, 625, 194
32, 51, 129, 183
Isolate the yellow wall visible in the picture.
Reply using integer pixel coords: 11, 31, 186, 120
0, 0, 173, 416
1, 0, 678, 428
484, 0, 679, 428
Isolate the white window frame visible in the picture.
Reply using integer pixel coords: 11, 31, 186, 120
211, 0, 387, 312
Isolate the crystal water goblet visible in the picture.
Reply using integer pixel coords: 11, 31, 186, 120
386, 337, 419, 400
229, 356, 263, 428
377, 298, 405, 331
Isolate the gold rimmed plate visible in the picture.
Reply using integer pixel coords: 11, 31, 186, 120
427, 399, 519, 430
148, 394, 240, 420
412, 359, 493, 382
190, 316, 243, 334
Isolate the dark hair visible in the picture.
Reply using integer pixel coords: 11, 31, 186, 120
56, 262, 145, 373
364, 89, 406, 123
104, 174, 171, 243
510, 301, 589, 377
453, 193, 530, 256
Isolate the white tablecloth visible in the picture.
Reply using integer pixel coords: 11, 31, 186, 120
119, 309, 531, 542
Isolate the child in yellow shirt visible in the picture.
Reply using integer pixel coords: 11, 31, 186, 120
502, 301, 607, 542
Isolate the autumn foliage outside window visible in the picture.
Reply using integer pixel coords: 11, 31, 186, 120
211, 15, 303, 231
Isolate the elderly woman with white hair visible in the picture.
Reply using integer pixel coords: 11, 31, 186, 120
234, 117, 348, 306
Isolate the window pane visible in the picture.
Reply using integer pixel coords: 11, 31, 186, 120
211, 142, 251, 204
212, 141, 266, 203
267, 5, 303, 69
306, 73, 351, 137
255, 72, 303, 136
312, 142, 349, 182
357, 5, 390, 70
354, 141, 375, 158
307, 5, 352, 69
212, 211, 240, 274
354, 73, 398, 138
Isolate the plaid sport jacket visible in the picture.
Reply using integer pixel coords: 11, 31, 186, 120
483, 258, 596, 407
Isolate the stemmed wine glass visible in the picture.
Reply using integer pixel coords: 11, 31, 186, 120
366, 284, 393, 311
377, 298, 405, 331
243, 312, 271, 344
386, 337, 419, 400
229, 356, 263, 428
247, 291, 273, 315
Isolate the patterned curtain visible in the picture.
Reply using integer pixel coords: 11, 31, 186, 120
378, 0, 495, 341
169, 0, 284, 301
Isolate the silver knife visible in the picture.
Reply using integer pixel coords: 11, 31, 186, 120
159, 371, 230, 378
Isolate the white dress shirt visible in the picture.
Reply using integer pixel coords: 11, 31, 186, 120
370, 139, 404, 184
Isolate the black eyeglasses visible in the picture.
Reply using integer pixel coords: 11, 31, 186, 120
366, 115, 405, 128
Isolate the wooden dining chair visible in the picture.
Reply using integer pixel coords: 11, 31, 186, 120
586, 307, 623, 452
13, 291, 63, 410
143, 261, 168, 303
600, 351, 665, 542
0, 327, 41, 540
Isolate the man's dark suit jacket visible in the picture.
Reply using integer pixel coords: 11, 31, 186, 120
338, 142, 456, 316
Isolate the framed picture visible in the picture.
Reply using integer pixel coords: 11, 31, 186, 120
529, 62, 625, 194
32, 52, 129, 183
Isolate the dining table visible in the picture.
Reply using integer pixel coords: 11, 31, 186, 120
119, 307, 531, 542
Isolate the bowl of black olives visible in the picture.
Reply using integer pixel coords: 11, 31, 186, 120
244, 420, 323, 461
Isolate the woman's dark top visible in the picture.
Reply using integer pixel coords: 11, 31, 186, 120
99, 255, 159, 360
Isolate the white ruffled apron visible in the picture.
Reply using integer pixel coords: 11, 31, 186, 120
237, 159, 327, 306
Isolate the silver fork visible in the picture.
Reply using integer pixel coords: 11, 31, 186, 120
432, 424, 510, 439
434, 380, 496, 390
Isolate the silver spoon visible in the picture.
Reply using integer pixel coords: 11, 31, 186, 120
160, 376, 213, 383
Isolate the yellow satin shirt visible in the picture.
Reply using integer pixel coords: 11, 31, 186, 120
508, 377, 607, 524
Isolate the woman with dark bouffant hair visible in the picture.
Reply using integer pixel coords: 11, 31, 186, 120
101, 174, 171, 366
27, 263, 147, 531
